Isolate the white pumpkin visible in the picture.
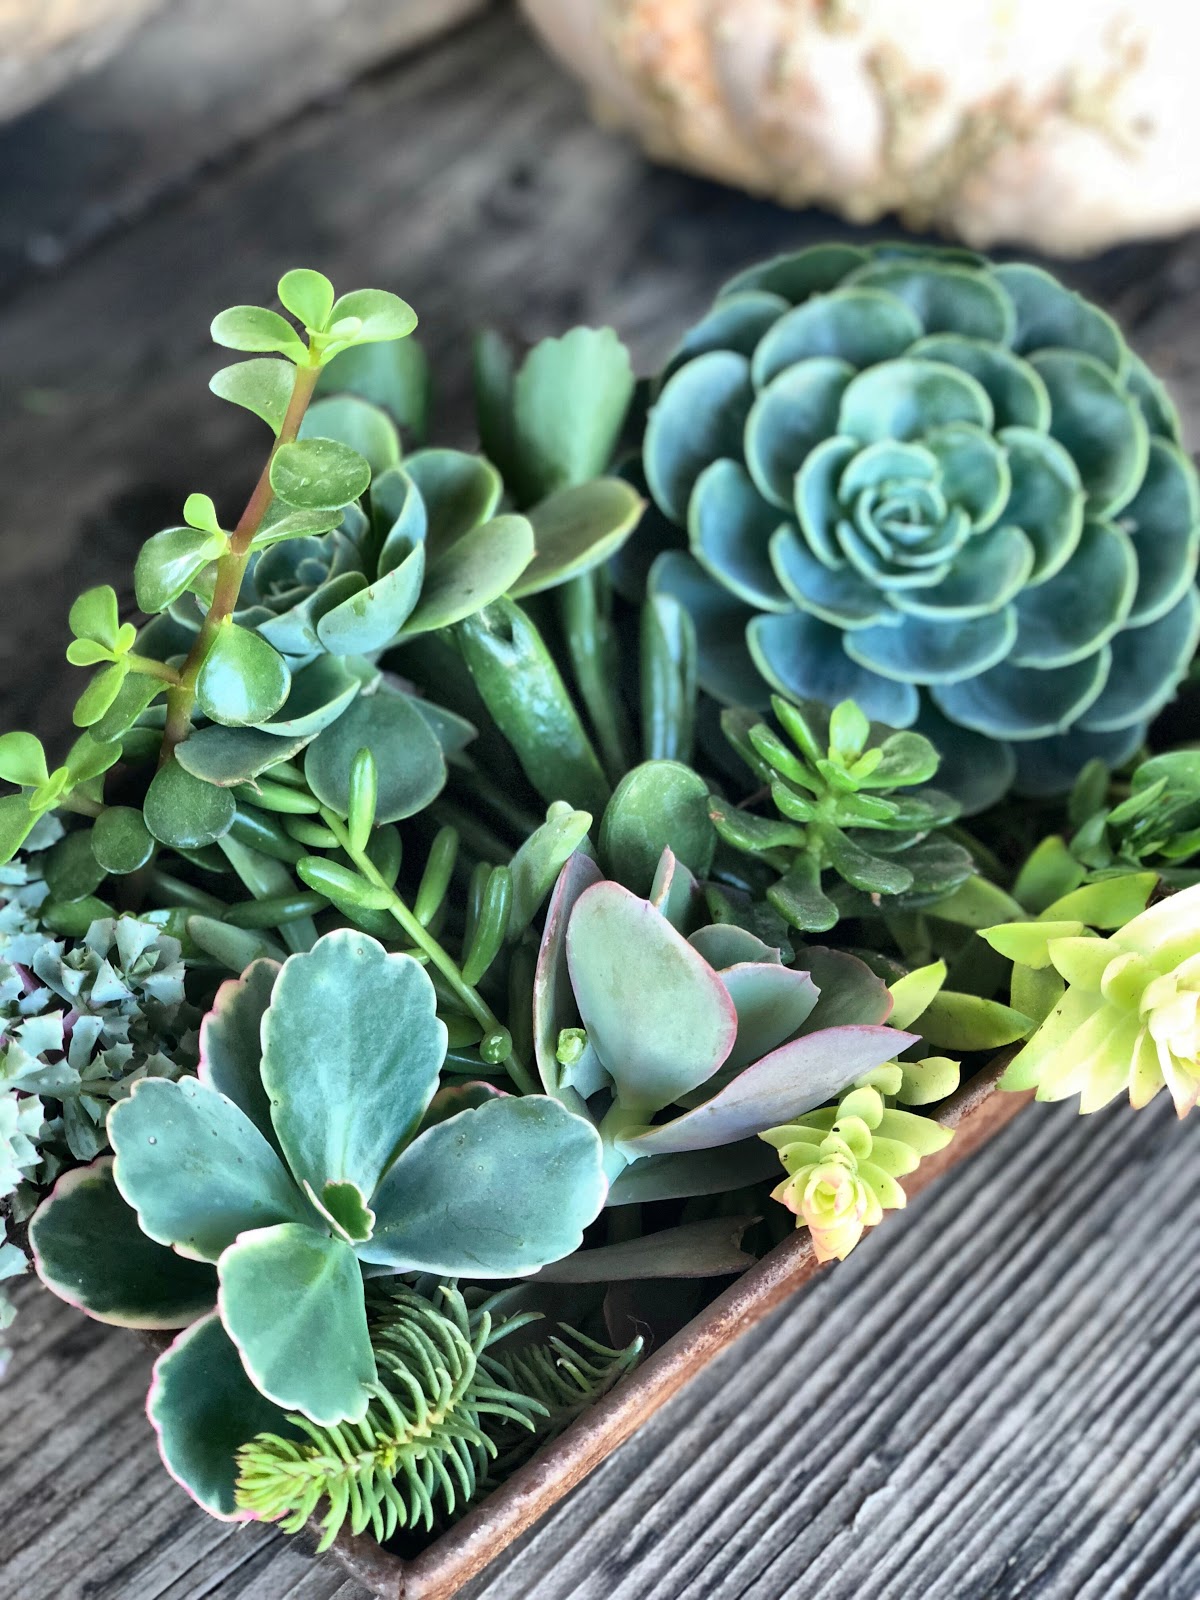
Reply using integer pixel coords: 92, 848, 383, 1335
0, 0, 162, 123
521, 0, 1200, 256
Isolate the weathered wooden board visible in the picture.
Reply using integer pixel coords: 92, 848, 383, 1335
0, 5, 1198, 1598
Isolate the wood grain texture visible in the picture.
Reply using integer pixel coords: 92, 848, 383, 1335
0, 5, 1198, 1598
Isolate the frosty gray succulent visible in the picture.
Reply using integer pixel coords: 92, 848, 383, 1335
641, 243, 1200, 808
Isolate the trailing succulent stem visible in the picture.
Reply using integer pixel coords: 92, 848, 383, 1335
161, 363, 321, 761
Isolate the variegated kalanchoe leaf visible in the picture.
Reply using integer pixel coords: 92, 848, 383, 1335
641, 242, 1200, 809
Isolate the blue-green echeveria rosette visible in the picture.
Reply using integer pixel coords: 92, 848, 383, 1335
641, 243, 1200, 808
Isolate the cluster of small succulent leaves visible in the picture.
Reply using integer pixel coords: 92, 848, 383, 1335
761, 1062, 957, 1262
1065, 752, 1200, 884
2, 252, 1198, 1555
711, 695, 974, 931
637, 242, 1200, 810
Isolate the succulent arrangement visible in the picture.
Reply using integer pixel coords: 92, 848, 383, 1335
1, 248, 1196, 1562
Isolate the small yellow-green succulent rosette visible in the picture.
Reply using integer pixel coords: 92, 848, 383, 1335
989, 882, 1200, 1117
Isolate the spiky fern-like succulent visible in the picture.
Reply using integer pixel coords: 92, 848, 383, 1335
234, 1283, 639, 1551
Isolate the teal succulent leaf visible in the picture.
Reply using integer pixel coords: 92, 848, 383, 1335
198, 959, 281, 1143
218, 1224, 377, 1424
641, 244, 1200, 804
532, 848, 603, 1099
110, 1077, 316, 1261
261, 931, 446, 1200
28, 1155, 216, 1328
358, 1095, 607, 1276
303, 688, 447, 824
565, 880, 738, 1114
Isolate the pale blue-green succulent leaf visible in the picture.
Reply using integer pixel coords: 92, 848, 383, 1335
751, 288, 921, 387
110, 1078, 313, 1262
645, 351, 754, 524
566, 880, 737, 1114
745, 357, 854, 508
261, 933, 446, 1200
749, 612, 919, 728
648, 551, 766, 707
993, 263, 1125, 372
663, 290, 789, 379
690, 459, 791, 611
619, 1024, 913, 1157
217, 1224, 375, 1425
932, 648, 1111, 740
1077, 589, 1200, 733
1122, 439, 1200, 625
845, 260, 1015, 342
533, 850, 603, 1096
304, 690, 445, 822
1030, 349, 1148, 518
198, 959, 281, 1144
1010, 521, 1137, 667
360, 1096, 607, 1276
299, 396, 400, 478
908, 336, 1050, 430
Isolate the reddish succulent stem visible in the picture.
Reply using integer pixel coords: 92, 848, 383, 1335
159, 362, 321, 763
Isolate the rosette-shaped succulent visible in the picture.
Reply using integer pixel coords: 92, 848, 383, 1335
761, 1074, 953, 1262
642, 243, 1200, 806
985, 882, 1200, 1117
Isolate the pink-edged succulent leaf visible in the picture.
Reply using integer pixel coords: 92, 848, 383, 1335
147, 1310, 297, 1520
799, 946, 893, 1028
218, 1223, 376, 1425
648, 846, 701, 931
533, 850, 603, 1096
688, 922, 784, 970
721, 962, 820, 1072
535, 1216, 758, 1282
261, 931, 446, 1201
566, 880, 738, 1114
109, 1078, 313, 1262
198, 958, 281, 1146
618, 1024, 915, 1157
29, 1156, 216, 1328
606, 1139, 780, 1206
422, 1079, 508, 1129
359, 1095, 607, 1278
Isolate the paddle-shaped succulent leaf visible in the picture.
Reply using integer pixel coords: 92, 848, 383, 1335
642, 245, 1200, 807
537, 852, 909, 1180
985, 881, 1200, 1117
762, 1076, 953, 1260
41, 930, 606, 1426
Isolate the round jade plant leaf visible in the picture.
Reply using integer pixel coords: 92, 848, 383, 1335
44, 829, 106, 901
29, 1157, 216, 1328
599, 760, 717, 897
91, 806, 155, 875
135, 525, 226, 614
143, 761, 237, 849
304, 690, 446, 823
148, 1312, 296, 1520
199, 958, 281, 1145
218, 1223, 376, 1425
196, 624, 291, 728
360, 1095, 606, 1277
175, 726, 312, 787
269, 437, 372, 511
261, 932, 446, 1200
566, 880, 738, 1115
300, 396, 400, 477
110, 1077, 313, 1261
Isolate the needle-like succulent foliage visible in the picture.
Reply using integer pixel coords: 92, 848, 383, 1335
712, 694, 973, 931
985, 881, 1200, 1117
761, 1067, 954, 1260
641, 243, 1200, 809
234, 1281, 640, 1551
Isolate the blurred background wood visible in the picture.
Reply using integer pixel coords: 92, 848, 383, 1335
0, 4, 1198, 1596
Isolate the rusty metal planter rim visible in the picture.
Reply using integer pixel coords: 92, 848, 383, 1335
329, 1061, 1030, 1600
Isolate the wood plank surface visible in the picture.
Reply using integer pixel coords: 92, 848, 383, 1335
0, 5, 1198, 1598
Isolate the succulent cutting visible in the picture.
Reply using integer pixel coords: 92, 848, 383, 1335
0, 252, 1196, 1557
